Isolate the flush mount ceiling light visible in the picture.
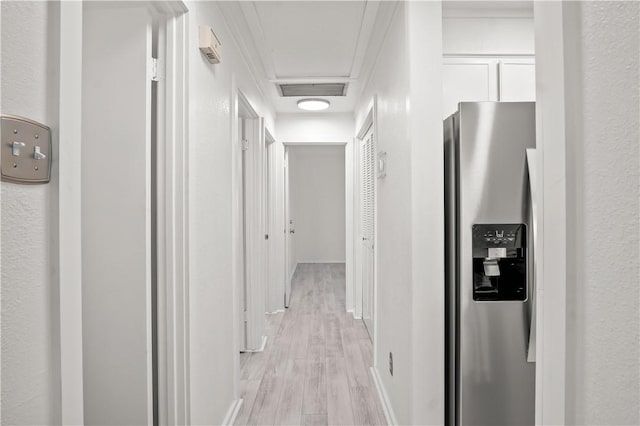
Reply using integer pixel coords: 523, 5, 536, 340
297, 98, 330, 111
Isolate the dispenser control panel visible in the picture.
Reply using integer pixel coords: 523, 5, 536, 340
472, 224, 527, 302
473, 224, 524, 250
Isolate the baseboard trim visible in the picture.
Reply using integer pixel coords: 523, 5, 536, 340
370, 366, 398, 426
222, 398, 243, 426
289, 263, 298, 282
297, 261, 346, 264
244, 336, 267, 353
267, 309, 285, 314
351, 311, 362, 320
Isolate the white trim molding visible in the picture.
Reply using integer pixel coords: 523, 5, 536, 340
370, 367, 398, 426
58, 2, 84, 423
153, 3, 191, 424
221, 398, 244, 426
242, 336, 268, 354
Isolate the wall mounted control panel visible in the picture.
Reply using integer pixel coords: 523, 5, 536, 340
1, 115, 51, 184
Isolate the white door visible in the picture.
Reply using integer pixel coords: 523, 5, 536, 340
264, 139, 271, 312
284, 149, 293, 307
361, 129, 375, 338
81, 3, 155, 423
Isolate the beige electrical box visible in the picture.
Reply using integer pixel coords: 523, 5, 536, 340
199, 26, 222, 64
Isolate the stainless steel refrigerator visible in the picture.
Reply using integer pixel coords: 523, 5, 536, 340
444, 102, 536, 425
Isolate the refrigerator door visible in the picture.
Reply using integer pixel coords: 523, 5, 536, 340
456, 102, 536, 425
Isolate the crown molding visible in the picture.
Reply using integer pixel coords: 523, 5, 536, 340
216, 2, 276, 110
357, 1, 399, 99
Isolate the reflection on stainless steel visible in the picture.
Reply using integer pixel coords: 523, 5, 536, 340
444, 102, 536, 426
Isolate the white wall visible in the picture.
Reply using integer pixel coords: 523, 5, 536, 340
289, 146, 345, 264
561, 2, 639, 424
354, 3, 444, 424
442, 16, 534, 55
0, 2, 61, 424
187, 2, 276, 424
277, 113, 354, 144
534, 2, 639, 424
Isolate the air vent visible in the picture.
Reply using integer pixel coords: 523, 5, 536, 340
278, 83, 347, 97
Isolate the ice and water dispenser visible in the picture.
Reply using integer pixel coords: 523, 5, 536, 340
472, 224, 527, 301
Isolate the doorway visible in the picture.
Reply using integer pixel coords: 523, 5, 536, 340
235, 91, 267, 353
284, 145, 347, 281
79, 2, 189, 424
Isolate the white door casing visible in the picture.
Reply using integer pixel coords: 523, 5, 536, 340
243, 116, 267, 351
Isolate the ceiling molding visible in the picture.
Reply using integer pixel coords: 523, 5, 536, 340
357, 1, 399, 99
349, 0, 380, 79
217, 2, 276, 108
239, 2, 278, 80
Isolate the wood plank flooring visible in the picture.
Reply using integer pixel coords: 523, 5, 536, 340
235, 263, 386, 426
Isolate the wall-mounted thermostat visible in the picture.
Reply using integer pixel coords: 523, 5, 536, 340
377, 151, 387, 179
199, 25, 222, 64
1, 115, 51, 184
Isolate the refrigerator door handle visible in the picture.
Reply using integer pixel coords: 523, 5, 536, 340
526, 148, 538, 363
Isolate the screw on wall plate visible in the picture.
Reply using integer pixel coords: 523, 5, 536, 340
35, 134, 39, 139
13, 163, 17, 168
35, 166, 39, 171
13, 129, 17, 134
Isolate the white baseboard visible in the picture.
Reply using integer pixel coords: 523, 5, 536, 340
222, 398, 243, 426
370, 366, 398, 426
351, 311, 362, 320
244, 336, 267, 353
289, 263, 298, 282
267, 309, 285, 314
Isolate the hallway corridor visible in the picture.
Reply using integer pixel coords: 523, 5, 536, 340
235, 263, 386, 425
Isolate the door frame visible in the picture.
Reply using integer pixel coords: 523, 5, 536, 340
282, 141, 351, 312
57, 2, 190, 424
233, 89, 266, 353
151, 3, 190, 425
532, 2, 571, 424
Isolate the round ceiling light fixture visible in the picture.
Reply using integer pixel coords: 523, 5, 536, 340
297, 98, 330, 111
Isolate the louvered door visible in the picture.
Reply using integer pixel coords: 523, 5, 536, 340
361, 129, 375, 339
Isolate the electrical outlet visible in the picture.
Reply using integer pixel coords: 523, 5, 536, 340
389, 352, 393, 376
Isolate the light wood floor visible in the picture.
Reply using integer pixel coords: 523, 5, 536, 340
235, 263, 387, 426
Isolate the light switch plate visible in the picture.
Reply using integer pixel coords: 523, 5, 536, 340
1, 115, 51, 184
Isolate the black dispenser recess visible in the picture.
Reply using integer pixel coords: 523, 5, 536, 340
472, 224, 527, 301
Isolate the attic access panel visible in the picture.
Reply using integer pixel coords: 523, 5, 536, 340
277, 83, 347, 97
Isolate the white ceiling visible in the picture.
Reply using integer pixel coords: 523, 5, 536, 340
254, 2, 365, 78
225, 1, 531, 114
229, 1, 390, 114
